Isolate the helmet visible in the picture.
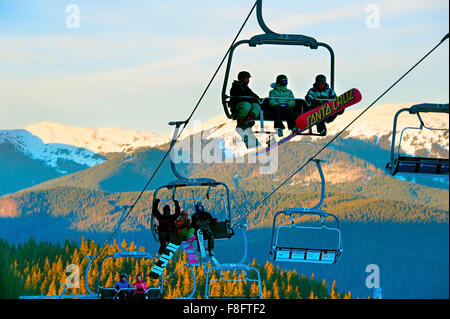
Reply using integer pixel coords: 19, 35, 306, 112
120, 273, 128, 280
181, 210, 189, 217
238, 71, 251, 81
315, 74, 327, 84
276, 74, 288, 86
195, 202, 205, 213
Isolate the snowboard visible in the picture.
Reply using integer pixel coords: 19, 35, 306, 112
149, 242, 180, 279
182, 236, 200, 266
257, 88, 362, 155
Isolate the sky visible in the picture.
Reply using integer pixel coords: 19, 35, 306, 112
0, 0, 448, 134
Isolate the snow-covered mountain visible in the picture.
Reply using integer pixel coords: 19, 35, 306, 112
1, 102, 448, 181
24, 122, 171, 155
0, 129, 106, 174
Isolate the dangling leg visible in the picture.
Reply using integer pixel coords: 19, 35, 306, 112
235, 102, 252, 129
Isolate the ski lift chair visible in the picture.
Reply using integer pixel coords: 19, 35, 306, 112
269, 159, 343, 264
151, 179, 234, 242
386, 103, 449, 176
270, 209, 342, 264
222, 0, 335, 136
94, 250, 163, 300
83, 204, 163, 299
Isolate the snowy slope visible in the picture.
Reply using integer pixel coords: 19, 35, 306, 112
0, 129, 105, 173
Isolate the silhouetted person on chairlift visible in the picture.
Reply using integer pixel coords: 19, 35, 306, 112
230, 71, 261, 130
191, 202, 217, 256
152, 198, 181, 255
229, 71, 261, 148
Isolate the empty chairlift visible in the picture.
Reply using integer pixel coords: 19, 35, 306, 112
386, 103, 449, 176
269, 159, 343, 264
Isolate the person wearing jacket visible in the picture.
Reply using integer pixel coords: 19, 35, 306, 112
152, 198, 181, 255
305, 74, 338, 136
191, 202, 217, 256
175, 210, 196, 243
114, 273, 132, 300
229, 71, 261, 130
132, 273, 147, 300
268, 74, 298, 137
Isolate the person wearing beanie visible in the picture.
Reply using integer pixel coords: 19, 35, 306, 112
305, 74, 338, 136
268, 74, 298, 137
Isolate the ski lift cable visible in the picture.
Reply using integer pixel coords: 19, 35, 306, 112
94, 1, 258, 260
234, 32, 449, 228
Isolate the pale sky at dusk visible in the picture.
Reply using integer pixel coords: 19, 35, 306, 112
0, 0, 448, 133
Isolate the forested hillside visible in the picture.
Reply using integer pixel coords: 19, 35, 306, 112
0, 237, 350, 299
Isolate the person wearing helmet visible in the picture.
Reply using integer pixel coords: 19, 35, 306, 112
175, 210, 196, 243
191, 202, 217, 256
305, 74, 338, 136
114, 273, 132, 300
268, 74, 298, 137
132, 273, 147, 300
152, 198, 181, 255
229, 71, 261, 131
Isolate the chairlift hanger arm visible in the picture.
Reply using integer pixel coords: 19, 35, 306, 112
409, 103, 449, 114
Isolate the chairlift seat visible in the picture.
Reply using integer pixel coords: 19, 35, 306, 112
212, 220, 234, 239
390, 156, 449, 175
146, 288, 162, 299
100, 288, 117, 300
228, 98, 307, 122
273, 246, 340, 264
